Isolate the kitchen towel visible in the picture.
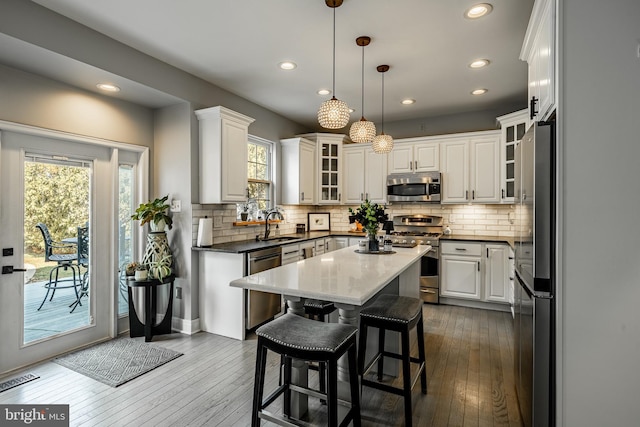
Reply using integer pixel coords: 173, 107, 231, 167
197, 217, 213, 247
303, 247, 313, 259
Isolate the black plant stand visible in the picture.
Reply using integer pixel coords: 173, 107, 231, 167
127, 275, 175, 342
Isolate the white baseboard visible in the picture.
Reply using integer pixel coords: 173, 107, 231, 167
171, 317, 201, 335
439, 297, 512, 313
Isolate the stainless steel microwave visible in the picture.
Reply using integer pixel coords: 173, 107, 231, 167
386, 172, 441, 203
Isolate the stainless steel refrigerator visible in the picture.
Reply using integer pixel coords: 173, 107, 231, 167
514, 121, 555, 427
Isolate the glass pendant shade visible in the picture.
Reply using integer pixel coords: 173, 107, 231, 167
318, 97, 350, 129
349, 117, 376, 143
372, 133, 394, 154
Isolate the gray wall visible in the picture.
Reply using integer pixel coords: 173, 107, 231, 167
560, 0, 640, 424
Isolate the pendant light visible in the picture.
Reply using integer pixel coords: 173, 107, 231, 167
349, 36, 376, 143
372, 65, 394, 154
317, 0, 350, 129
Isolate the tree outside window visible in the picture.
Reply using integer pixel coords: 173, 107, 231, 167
247, 138, 272, 212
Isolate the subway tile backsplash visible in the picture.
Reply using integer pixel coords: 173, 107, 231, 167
192, 203, 516, 246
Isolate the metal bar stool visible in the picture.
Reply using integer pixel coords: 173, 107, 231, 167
357, 294, 427, 427
252, 313, 361, 427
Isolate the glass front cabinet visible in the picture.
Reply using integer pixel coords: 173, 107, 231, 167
298, 133, 345, 204
497, 110, 529, 204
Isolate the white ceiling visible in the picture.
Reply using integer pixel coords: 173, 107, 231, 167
24, 0, 534, 129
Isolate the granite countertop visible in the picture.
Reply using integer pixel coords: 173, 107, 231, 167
192, 231, 367, 254
440, 234, 514, 248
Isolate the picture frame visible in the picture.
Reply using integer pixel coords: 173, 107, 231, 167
307, 212, 331, 231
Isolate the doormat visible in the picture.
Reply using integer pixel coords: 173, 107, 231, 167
0, 373, 40, 393
53, 338, 182, 387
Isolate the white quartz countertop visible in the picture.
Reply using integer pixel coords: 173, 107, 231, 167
230, 244, 431, 306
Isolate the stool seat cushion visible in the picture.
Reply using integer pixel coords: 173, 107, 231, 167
257, 313, 356, 353
360, 294, 422, 324
304, 299, 335, 310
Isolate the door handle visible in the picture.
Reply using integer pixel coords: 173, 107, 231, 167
2, 266, 27, 274
361, 193, 363, 201
472, 190, 475, 200
477, 261, 480, 271
414, 160, 418, 170
465, 190, 469, 200
502, 189, 505, 199
530, 96, 538, 120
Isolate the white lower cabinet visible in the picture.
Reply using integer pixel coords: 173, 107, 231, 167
281, 244, 300, 265
440, 242, 482, 299
484, 244, 509, 303
328, 237, 348, 251
440, 241, 510, 306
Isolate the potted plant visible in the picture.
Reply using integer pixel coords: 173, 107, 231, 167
348, 200, 388, 252
125, 261, 140, 276
134, 263, 148, 281
239, 201, 250, 221
131, 195, 173, 232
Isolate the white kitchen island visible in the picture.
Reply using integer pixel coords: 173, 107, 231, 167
230, 244, 430, 420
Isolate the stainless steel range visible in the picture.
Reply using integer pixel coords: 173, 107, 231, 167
390, 215, 443, 304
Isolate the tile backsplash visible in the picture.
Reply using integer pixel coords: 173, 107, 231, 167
192, 203, 516, 246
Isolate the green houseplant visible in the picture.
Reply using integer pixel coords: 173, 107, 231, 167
131, 195, 173, 232
349, 199, 388, 251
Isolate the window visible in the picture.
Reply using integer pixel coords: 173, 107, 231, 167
247, 136, 273, 211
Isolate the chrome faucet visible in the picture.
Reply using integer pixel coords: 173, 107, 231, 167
263, 208, 283, 240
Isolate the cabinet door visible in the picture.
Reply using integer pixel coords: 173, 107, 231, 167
499, 111, 529, 204
365, 147, 387, 203
299, 142, 316, 204
536, 0, 554, 120
343, 147, 366, 204
471, 136, 500, 203
440, 254, 482, 300
485, 244, 509, 303
329, 237, 348, 251
388, 144, 413, 173
414, 143, 439, 172
440, 140, 469, 203
318, 140, 342, 204
221, 119, 249, 202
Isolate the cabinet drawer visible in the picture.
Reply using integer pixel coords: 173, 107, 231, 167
441, 241, 482, 256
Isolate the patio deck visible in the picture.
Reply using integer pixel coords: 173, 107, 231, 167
23, 279, 128, 343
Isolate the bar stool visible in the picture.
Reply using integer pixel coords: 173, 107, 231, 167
304, 299, 336, 400
252, 313, 361, 427
357, 294, 427, 427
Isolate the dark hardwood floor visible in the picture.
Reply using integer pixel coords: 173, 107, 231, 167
0, 304, 522, 426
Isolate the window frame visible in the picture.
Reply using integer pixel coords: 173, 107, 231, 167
247, 135, 276, 211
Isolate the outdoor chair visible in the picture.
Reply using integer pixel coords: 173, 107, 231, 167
35, 222, 80, 311
70, 226, 89, 313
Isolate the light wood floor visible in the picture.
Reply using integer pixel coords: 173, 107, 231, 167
0, 304, 522, 426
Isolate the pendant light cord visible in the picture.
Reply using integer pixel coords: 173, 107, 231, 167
361, 43, 365, 118
381, 72, 385, 133
332, 7, 336, 97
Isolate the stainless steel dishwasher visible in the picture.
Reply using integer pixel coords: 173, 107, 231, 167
246, 246, 283, 329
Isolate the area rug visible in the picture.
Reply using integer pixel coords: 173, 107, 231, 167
53, 338, 182, 387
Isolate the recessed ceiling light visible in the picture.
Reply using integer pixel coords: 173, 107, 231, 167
96, 83, 120, 92
469, 59, 490, 68
317, 89, 331, 96
401, 99, 416, 105
278, 61, 297, 70
465, 3, 493, 19
471, 88, 488, 95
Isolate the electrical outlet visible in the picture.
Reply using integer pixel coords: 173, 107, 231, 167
170, 199, 181, 212
176, 287, 182, 299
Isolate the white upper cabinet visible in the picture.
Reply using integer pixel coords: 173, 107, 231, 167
298, 133, 346, 205
195, 106, 255, 204
343, 144, 387, 204
280, 137, 316, 205
440, 131, 501, 204
388, 139, 439, 174
521, 0, 556, 122
497, 109, 530, 204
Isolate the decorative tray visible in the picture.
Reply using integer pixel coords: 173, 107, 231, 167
354, 250, 396, 255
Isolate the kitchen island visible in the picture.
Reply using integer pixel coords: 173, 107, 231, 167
230, 243, 430, 419
230, 243, 430, 321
